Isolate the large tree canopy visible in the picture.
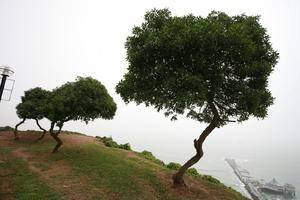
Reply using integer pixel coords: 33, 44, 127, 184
116, 9, 279, 186
46, 76, 117, 152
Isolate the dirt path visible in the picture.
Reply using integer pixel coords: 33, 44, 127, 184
0, 131, 101, 200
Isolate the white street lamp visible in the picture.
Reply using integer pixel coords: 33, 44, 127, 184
0, 66, 15, 102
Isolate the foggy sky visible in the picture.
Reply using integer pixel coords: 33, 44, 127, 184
1, 0, 300, 163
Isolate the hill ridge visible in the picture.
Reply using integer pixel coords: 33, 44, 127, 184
0, 130, 249, 200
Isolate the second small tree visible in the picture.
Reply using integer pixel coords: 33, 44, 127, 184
46, 76, 117, 153
15, 87, 50, 140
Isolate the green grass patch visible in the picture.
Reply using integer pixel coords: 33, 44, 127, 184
32, 162, 51, 171
43, 143, 179, 200
28, 142, 57, 152
22, 133, 245, 200
0, 147, 62, 200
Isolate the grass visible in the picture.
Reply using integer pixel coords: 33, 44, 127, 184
0, 131, 249, 200
32, 162, 51, 171
0, 147, 62, 200
28, 143, 172, 200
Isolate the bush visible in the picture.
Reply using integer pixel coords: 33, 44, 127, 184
101, 136, 119, 148
97, 136, 131, 150
166, 162, 200, 176
105, 140, 119, 148
187, 168, 199, 176
140, 150, 165, 166
141, 150, 154, 158
201, 175, 221, 184
166, 162, 182, 170
118, 143, 131, 150
0, 126, 14, 131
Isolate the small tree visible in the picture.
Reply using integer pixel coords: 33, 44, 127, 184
15, 87, 49, 140
116, 9, 279, 187
46, 77, 117, 153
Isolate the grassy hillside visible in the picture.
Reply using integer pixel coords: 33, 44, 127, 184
0, 131, 249, 200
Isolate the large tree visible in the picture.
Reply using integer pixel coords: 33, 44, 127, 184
46, 76, 117, 153
15, 87, 50, 140
116, 9, 279, 187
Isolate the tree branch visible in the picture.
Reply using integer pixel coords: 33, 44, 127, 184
222, 119, 236, 122
197, 101, 220, 144
35, 118, 47, 132
54, 122, 64, 136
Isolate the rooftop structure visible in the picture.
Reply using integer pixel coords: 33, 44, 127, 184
225, 158, 296, 200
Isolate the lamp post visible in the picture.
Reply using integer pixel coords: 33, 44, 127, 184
0, 66, 14, 102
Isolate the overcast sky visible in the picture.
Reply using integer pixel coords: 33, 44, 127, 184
1, 0, 300, 162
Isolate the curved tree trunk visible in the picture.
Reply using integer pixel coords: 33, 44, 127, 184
50, 122, 64, 153
35, 119, 47, 141
14, 118, 26, 140
172, 102, 220, 187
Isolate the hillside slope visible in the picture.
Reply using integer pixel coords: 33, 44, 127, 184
0, 131, 249, 200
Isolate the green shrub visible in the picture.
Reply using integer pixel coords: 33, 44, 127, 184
105, 140, 119, 148
140, 150, 165, 166
0, 126, 14, 131
187, 168, 199, 176
100, 136, 118, 148
166, 162, 182, 170
98, 136, 131, 150
166, 163, 199, 176
118, 143, 131, 150
141, 150, 154, 158
201, 175, 221, 184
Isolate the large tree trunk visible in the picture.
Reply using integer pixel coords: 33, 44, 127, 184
172, 102, 220, 187
35, 119, 47, 141
14, 118, 26, 140
49, 122, 63, 153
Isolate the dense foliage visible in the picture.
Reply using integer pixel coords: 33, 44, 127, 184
47, 76, 117, 124
116, 9, 279, 124
14, 87, 50, 140
16, 87, 50, 120
45, 76, 117, 152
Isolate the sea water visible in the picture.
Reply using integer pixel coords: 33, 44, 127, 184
150, 137, 300, 200
153, 146, 300, 200
115, 129, 300, 200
